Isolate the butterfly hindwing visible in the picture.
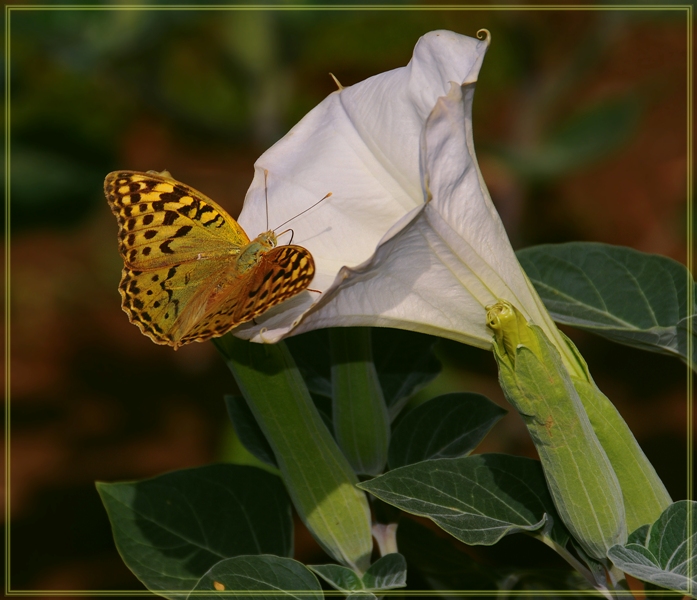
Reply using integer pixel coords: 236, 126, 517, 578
118, 257, 235, 347
234, 245, 316, 322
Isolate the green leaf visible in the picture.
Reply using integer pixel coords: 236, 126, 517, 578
215, 336, 373, 574
388, 393, 506, 469
96, 464, 292, 599
362, 553, 407, 590
331, 328, 390, 476
359, 454, 569, 548
225, 395, 277, 469
190, 555, 322, 600
309, 564, 364, 591
608, 500, 696, 595
518, 242, 695, 369
627, 524, 650, 545
371, 328, 441, 418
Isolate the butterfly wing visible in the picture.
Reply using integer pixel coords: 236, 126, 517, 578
105, 170, 250, 346
105, 170, 249, 269
117, 257, 235, 347
177, 245, 316, 346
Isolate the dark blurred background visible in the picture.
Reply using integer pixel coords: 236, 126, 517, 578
5, 4, 690, 595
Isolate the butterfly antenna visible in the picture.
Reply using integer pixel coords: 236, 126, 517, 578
273, 192, 332, 232
264, 169, 270, 231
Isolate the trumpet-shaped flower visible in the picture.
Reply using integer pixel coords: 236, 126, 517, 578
235, 29, 579, 375
230, 27, 671, 562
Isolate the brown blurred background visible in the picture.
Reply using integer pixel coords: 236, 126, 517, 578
5, 4, 690, 596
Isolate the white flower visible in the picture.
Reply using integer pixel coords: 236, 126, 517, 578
235, 29, 578, 373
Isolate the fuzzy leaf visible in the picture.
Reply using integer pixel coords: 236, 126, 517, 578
359, 454, 568, 548
608, 501, 696, 595
190, 555, 321, 600
518, 242, 696, 370
388, 393, 506, 469
96, 465, 292, 599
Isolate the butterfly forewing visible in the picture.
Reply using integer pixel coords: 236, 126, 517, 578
105, 170, 249, 269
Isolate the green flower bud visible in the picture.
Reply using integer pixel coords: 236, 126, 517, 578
216, 336, 373, 574
558, 331, 672, 531
487, 300, 627, 560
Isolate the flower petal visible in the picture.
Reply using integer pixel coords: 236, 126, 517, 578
286, 80, 570, 357
234, 30, 490, 342
416, 81, 566, 349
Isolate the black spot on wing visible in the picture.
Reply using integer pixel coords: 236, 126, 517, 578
173, 225, 192, 238
158, 191, 180, 203
163, 211, 178, 226
160, 240, 174, 254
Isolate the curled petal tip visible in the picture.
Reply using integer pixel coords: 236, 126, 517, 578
258, 327, 273, 344
476, 29, 491, 44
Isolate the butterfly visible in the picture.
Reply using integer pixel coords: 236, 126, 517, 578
104, 170, 316, 349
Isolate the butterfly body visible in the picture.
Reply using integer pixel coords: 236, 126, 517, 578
105, 170, 315, 349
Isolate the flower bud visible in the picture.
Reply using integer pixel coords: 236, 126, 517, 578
487, 300, 627, 560
557, 331, 672, 531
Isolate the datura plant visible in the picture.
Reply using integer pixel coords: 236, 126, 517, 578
99, 30, 694, 598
